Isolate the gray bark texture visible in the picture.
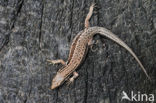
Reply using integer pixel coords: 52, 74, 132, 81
0, 0, 156, 103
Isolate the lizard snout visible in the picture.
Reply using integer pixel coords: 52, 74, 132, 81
51, 73, 64, 89
51, 82, 58, 89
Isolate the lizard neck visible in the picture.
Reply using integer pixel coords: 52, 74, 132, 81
58, 63, 79, 78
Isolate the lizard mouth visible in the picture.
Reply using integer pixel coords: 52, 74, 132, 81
51, 84, 56, 89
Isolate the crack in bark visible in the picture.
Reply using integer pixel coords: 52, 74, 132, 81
10, 0, 24, 29
56, 89, 58, 103
69, 1, 74, 32
23, 79, 32, 103
0, 0, 24, 52
0, 33, 10, 51
39, 0, 45, 49
83, 65, 88, 103
67, 0, 74, 42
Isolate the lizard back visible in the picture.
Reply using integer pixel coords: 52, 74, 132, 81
58, 30, 92, 78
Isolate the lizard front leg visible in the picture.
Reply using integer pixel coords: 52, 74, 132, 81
47, 59, 66, 65
66, 71, 79, 86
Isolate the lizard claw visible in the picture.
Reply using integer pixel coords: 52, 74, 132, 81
91, 2, 98, 9
90, 45, 98, 52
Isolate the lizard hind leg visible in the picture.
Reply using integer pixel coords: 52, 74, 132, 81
85, 3, 96, 28
47, 59, 66, 66
88, 38, 99, 52
66, 71, 79, 86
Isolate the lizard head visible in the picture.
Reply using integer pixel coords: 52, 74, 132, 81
51, 73, 64, 89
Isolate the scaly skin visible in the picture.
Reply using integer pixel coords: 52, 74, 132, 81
50, 4, 151, 89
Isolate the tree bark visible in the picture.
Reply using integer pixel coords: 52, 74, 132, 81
0, 0, 155, 103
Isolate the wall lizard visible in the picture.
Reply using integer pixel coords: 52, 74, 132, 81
47, 3, 151, 89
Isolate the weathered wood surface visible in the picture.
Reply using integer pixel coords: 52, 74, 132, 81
0, 0, 155, 103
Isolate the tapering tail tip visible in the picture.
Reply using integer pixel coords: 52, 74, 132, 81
147, 75, 152, 82
144, 70, 152, 82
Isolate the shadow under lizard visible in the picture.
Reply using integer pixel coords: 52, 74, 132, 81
47, 3, 151, 89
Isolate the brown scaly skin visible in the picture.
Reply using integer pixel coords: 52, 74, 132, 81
48, 3, 151, 89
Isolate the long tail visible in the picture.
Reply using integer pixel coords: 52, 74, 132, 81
90, 27, 151, 81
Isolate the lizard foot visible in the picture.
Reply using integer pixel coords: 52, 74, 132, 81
89, 40, 99, 52
66, 78, 74, 86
